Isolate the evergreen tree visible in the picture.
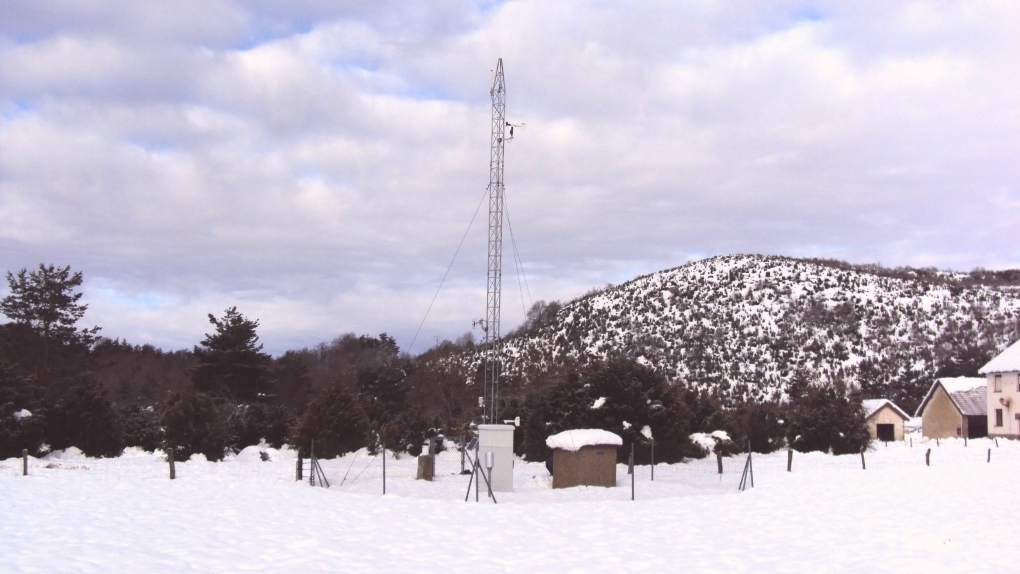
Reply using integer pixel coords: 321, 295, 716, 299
227, 402, 293, 449
0, 359, 47, 458
272, 351, 313, 412
0, 264, 99, 383
518, 359, 696, 464
160, 391, 228, 461
292, 382, 369, 458
119, 404, 163, 452
46, 376, 125, 458
785, 379, 870, 455
192, 307, 271, 402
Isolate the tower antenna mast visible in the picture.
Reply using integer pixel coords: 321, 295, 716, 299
482, 58, 509, 424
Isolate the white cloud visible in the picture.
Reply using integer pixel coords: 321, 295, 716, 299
2, 1, 1019, 354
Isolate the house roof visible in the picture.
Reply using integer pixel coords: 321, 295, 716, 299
862, 399, 910, 421
915, 377, 987, 417
979, 339, 1020, 374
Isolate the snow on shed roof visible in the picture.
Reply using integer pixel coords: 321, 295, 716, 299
546, 429, 623, 452
938, 377, 986, 394
915, 378, 987, 417
862, 399, 909, 421
979, 339, 1020, 374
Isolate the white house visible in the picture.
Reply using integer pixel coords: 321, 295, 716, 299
979, 339, 1020, 439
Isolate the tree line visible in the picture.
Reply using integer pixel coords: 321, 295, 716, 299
1, 263, 873, 463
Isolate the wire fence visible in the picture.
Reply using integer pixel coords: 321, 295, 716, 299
6, 435, 1019, 503
308, 440, 751, 504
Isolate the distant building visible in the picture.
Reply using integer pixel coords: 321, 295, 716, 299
979, 339, 1020, 439
915, 378, 988, 439
862, 399, 909, 441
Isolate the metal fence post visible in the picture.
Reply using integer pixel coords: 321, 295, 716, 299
787, 448, 793, 472
650, 439, 655, 481
629, 444, 635, 501
22, 449, 28, 476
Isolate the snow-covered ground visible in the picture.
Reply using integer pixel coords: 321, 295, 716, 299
2, 437, 1019, 572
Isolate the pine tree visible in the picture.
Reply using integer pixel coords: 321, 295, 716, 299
0, 264, 99, 382
192, 307, 271, 402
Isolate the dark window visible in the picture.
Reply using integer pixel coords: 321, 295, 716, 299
995, 409, 1004, 427
876, 424, 895, 442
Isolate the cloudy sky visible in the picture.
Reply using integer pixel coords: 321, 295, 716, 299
1, 1, 1018, 355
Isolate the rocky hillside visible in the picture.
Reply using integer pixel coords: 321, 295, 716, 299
469, 255, 1020, 412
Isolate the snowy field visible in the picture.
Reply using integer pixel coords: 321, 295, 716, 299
3, 437, 1019, 572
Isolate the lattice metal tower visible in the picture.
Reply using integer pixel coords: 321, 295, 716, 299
483, 58, 508, 424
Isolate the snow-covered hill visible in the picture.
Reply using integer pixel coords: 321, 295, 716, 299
471, 255, 1020, 410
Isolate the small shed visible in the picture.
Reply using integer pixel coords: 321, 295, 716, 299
915, 377, 988, 439
862, 399, 910, 441
546, 429, 622, 489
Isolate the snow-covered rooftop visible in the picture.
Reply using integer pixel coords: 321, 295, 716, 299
545, 429, 623, 452
937, 377, 986, 394
862, 399, 909, 420
979, 339, 1020, 374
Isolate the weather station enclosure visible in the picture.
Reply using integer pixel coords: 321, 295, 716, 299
546, 429, 622, 489
478, 424, 515, 492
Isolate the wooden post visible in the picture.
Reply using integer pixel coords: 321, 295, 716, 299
995, 438, 999, 447
22, 449, 28, 476
296, 456, 303, 482
987, 448, 991, 463
416, 455, 435, 481
860, 451, 866, 470
936, 438, 939, 446
964, 437, 967, 447
716, 450, 723, 474
787, 449, 793, 472
925, 448, 930, 466
168, 449, 176, 480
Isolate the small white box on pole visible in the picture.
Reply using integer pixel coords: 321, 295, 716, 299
478, 424, 514, 492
